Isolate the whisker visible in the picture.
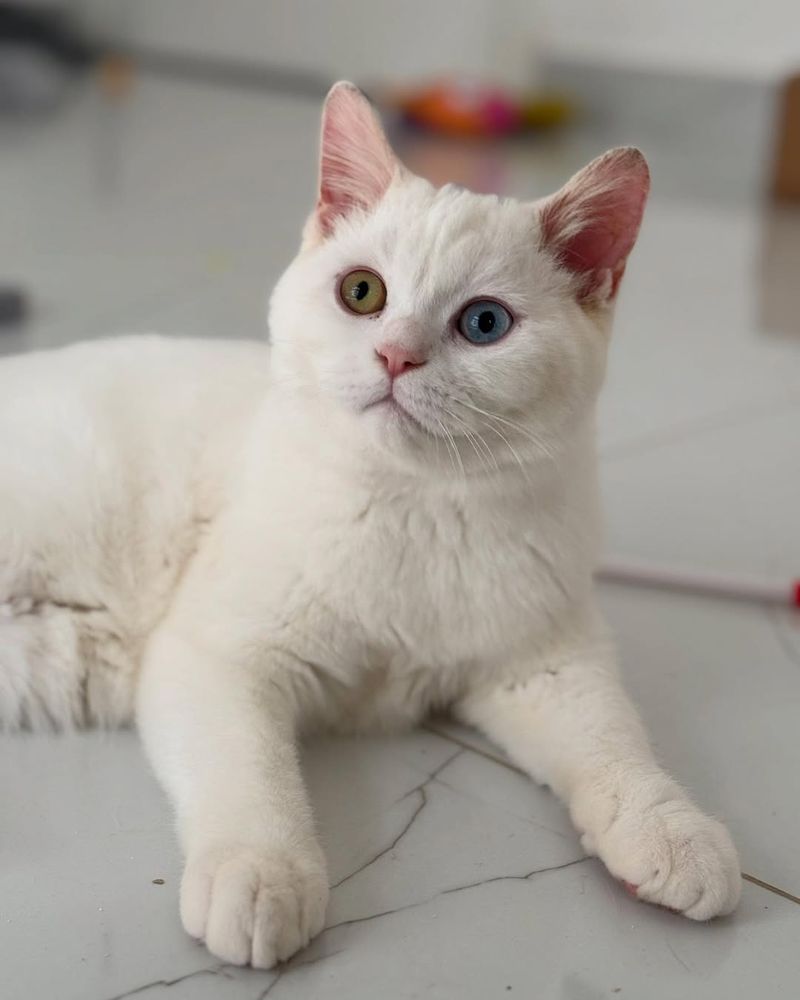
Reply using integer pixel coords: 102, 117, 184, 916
455, 399, 556, 461
434, 415, 464, 480
481, 418, 532, 484
442, 406, 500, 472
470, 425, 503, 473
441, 405, 494, 476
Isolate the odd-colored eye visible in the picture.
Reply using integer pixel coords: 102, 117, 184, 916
339, 269, 387, 315
457, 299, 513, 345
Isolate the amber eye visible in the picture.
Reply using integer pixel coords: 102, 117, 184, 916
339, 269, 387, 315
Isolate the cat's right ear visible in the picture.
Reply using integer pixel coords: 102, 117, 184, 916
306, 82, 400, 243
538, 147, 650, 304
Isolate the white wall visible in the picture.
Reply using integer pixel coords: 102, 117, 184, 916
543, 0, 800, 79
81, 0, 544, 89
82, 0, 800, 83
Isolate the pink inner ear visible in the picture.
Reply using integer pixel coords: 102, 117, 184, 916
540, 148, 650, 300
317, 83, 398, 237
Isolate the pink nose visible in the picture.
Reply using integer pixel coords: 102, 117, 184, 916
375, 344, 427, 379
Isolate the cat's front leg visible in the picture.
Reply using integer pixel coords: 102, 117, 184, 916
137, 628, 328, 968
456, 639, 741, 919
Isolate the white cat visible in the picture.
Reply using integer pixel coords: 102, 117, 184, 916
0, 82, 740, 967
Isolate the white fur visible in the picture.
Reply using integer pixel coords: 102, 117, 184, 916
0, 87, 740, 968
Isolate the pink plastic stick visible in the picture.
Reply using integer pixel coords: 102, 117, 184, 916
597, 559, 800, 610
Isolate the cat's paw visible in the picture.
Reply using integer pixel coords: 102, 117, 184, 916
180, 844, 329, 968
578, 791, 741, 920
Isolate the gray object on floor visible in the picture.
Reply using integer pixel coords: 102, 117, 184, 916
0, 286, 27, 325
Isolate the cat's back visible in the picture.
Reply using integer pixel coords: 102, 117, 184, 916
0, 334, 270, 547
0, 335, 270, 728
0, 334, 270, 434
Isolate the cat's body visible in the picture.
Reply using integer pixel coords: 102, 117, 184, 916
1, 83, 741, 968
0, 336, 269, 727
0, 332, 594, 734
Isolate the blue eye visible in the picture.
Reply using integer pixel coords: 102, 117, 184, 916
457, 300, 513, 345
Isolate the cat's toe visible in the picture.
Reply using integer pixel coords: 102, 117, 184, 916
594, 797, 741, 920
180, 845, 328, 968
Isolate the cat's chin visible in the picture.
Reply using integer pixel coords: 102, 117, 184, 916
357, 394, 444, 464
362, 395, 432, 438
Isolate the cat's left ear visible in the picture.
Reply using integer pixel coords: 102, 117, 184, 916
538, 147, 650, 303
310, 81, 400, 241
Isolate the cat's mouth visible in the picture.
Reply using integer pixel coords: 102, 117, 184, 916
363, 394, 430, 434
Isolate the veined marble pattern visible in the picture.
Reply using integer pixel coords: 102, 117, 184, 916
1, 71, 799, 999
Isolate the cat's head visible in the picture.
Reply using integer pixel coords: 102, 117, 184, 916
270, 82, 649, 473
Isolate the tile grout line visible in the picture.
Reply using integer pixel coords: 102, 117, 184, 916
424, 723, 800, 909
423, 722, 524, 776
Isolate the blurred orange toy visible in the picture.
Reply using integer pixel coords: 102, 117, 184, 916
393, 78, 572, 138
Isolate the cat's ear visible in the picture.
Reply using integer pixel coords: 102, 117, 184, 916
311, 81, 400, 241
538, 147, 650, 303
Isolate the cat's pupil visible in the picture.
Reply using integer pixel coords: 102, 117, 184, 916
354, 281, 369, 301
478, 311, 495, 333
